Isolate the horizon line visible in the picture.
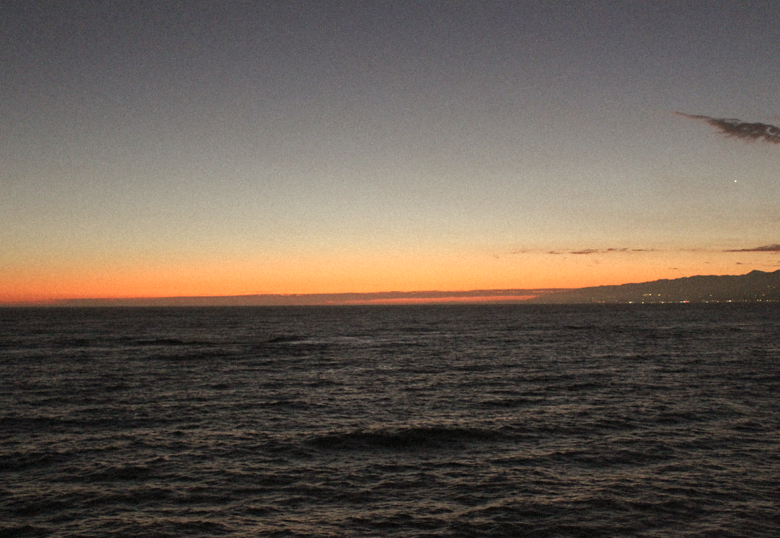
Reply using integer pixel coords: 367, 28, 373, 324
3, 268, 776, 307
2, 288, 562, 307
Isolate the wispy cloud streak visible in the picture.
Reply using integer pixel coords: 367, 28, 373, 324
530, 248, 656, 256
725, 244, 780, 252
676, 112, 780, 143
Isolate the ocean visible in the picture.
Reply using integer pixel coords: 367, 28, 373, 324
2, 304, 779, 537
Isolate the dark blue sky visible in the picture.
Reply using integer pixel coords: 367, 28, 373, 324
2, 1, 779, 301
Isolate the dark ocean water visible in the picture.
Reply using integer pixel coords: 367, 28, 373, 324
1, 304, 779, 537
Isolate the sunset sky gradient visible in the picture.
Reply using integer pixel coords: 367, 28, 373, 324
2, 1, 779, 303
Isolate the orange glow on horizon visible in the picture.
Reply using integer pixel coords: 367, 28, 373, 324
2, 246, 774, 304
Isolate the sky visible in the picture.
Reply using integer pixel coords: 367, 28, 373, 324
2, 1, 779, 303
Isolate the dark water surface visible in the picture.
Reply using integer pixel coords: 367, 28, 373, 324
2, 304, 779, 537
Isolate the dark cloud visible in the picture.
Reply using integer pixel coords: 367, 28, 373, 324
676, 112, 780, 143
725, 244, 780, 252
570, 249, 599, 255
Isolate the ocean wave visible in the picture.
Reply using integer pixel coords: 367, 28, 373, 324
307, 425, 504, 451
3, 304, 779, 537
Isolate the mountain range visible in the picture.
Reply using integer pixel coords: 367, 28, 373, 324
527, 269, 780, 304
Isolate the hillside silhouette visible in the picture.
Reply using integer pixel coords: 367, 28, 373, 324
530, 269, 780, 304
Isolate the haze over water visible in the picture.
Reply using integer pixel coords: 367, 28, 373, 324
3, 304, 779, 536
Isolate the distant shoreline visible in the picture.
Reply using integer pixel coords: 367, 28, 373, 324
1, 290, 554, 308
3, 269, 779, 307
